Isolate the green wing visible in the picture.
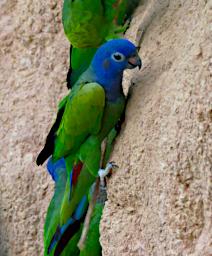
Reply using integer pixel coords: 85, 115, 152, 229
53, 82, 105, 161
62, 0, 107, 48
59, 95, 125, 224
54, 82, 105, 226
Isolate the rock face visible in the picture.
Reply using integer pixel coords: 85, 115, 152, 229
0, 1, 211, 256
101, 1, 212, 256
0, 1, 68, 255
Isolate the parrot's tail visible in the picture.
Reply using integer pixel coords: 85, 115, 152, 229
53, 215, 85, 256
45, 158, 88, 255
47, 196, 88, 256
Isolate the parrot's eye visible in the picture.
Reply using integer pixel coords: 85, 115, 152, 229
111, 52, 125, 62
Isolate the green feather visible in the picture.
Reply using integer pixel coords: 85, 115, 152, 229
62, 0, 108, 48
44, 166, 67, 255
80, 204, 103, 256
70, 48, 98, 85
60, 161, 95, 226
53, 82, 105, 161
51, 80, 124, 227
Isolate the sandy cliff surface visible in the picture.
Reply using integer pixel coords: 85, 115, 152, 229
0, 1, 68, 255
101, 1, 212, 255
0, 0, 211, 255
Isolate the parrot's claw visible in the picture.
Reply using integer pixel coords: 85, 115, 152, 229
98, 161, 119, 187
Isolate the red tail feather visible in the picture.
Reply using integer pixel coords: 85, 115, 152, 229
72, 161, 83, 185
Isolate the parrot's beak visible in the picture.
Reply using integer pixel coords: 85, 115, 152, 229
127, 54, 142, 70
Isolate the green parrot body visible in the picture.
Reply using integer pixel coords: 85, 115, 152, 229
40, 2, 141, 255
41, 81, 124, 255
37, 39, 141, 255
57, 81, 125, 225
62, 2, 141, 193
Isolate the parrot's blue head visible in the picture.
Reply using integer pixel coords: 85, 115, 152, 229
91, 39, 142, 101
92, 38, 141, 73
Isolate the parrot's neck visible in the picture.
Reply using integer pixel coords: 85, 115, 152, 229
89, 65, 124, 102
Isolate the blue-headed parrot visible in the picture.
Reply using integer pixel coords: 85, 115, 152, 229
37, 39, 141, 255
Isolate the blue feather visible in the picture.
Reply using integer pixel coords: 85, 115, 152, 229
46, 157, 66, 182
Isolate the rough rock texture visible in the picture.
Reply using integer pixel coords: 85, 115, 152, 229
0, 1, 68, 255
101, 1, 212, 256
0, 1, 211, 256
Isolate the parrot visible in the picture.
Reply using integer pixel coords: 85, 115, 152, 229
37, 38, 141, 255
62, 0, 141, 174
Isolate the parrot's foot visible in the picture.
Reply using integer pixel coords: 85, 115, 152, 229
98, 161, 119, 187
